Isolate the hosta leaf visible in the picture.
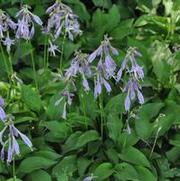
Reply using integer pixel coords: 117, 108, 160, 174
114, 162, 139, 180
21, 85, 42, 112
17, 157, 56, 174
107, 113, 122, 142
119, 146, 151, 168
76, 130, 99, 148
94, 162, 113, 180
135, 102, 164, 139
26, 170, 52, 181
52, 155, 77, 179
62, 131, 82, 153
77, 158, 92, 176
135, 166, 157, 181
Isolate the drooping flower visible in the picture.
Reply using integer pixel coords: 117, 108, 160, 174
123, 79, 144, 111
48, 40, 60, 56
3, 36, 15, 53
0, 98, 6, 122
117, 47, 144, 82
65, 51, 92, 91
0, 9, 17, 39
55, 90, 74, 119
45, 1, 81, 41
88, 35, 118, 80
16, 5, 43, 40
0, 117, 33, 163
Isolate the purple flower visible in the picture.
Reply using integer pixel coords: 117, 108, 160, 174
0, 10, 17, 38
48, 40, 60, 56
0, 98, 6, 122
55, 90, 74, 119
0, 119, 33, 163
82, 77, 90, 91
117, 47, 144, 82
3, 36, 15, 52
16, 5, 42, 40
45, 2, 81, 40
65, 51, 92, 92
123, 79, 144, 111
88, 35, 118, 81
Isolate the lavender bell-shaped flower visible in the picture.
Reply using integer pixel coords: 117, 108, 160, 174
45, 1, 81, 41
65, 51, 92, 92
55, 90, 74, 119
117, 47, 144, 82
3, 36, 15, 53
88, 35, 118, 80
0, 115, 33, 162
117, 47, 144, 111
88, 35, 118, 97
0, 98, 6, 121
48, 40, 60, 56
16, 5, 43, 40
0, 9, 17, 39
123, 79, 144, 111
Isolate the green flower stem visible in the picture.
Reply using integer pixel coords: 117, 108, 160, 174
44, 35, 49, 69
0, 43, 11, 81
13, 158, 16, 181
60, 33, 66, 71
29, 41, 39, 92
99, 94, 104, 140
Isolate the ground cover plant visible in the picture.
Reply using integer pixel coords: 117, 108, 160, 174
0, 0, 180, 180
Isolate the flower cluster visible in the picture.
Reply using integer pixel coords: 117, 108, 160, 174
61, 38, 145, 118
0, 9, 16, 52
65, 51, 91, 91
16, 5, 43, 40
0, 98, 33, 163
88, 35, 119, 97
117, 47, 144, 111
45, 1, 81, 41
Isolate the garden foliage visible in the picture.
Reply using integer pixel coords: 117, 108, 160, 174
0, 0, 180, 180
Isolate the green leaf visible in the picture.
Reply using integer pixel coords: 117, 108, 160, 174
6, 179, 22, 181
91, 5, 120, 33
17, 156, 56, 174
135, 166, 157, 181
26, 170, 52, 181
107, 113, 122, 142
76, 130, 99, 148
105, 93, 125, 114
46, 93, 65, 120
32, 150, 61, 160
135, 103, 164, 139
114, 162, 139, 180
119, 147, 151, 168
92, 0, 112, 9
14, 41, 33, 63
21, 85, 42, 111
42, 121, 71, 142
94, 162, 113, 180
77, 158, 92, 176
62, 131, 82, 153
52, 155, 77, 179
111, 19, 134, 40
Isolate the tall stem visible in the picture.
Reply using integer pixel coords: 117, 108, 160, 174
60, 33, 66, 71
13, 158, 16, 181
29, 41, 39, 91
0, 43, 11, 81
44, 35, 49, 69
99, 94, 104, 140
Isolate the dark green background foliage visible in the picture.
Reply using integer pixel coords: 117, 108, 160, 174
0, 0, 180, 180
